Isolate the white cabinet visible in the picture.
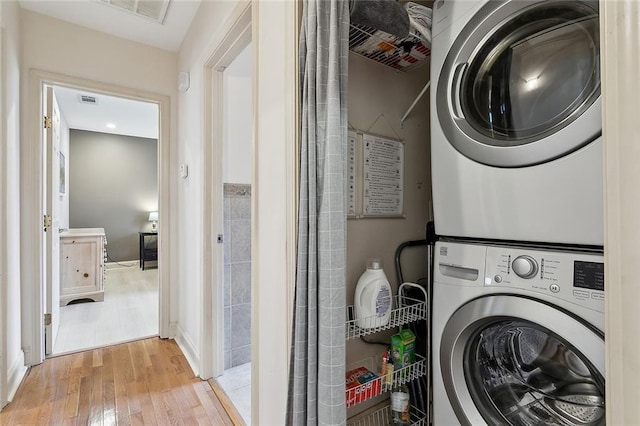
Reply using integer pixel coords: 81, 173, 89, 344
59, 228, 106, 306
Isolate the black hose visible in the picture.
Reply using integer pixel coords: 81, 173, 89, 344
394, 239, 430, 285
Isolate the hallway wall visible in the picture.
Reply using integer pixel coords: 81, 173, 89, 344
176, 0, 237, 373
176, 6, 298, 424
21, 10, 179, 99
0, 0, 26, 408
19, 9, 178, 366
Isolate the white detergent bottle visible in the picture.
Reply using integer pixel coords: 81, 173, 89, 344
354, 259, 392, 329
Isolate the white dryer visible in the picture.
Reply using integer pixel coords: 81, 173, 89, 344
432, 240, 605, 425
430, 0, 603, 246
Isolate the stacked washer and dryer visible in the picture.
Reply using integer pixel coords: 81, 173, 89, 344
429, 1, 605, 425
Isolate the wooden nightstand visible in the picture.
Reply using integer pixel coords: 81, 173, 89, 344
139, 232, 158, 270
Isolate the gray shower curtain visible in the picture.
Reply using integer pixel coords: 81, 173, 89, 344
287, 0, 350, 425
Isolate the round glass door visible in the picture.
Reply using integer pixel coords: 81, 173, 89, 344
439, 295, 605, 426
436, 1, 601, 167
466, 320, 605, 425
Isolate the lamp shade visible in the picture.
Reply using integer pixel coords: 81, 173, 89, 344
148, 211, 158, 222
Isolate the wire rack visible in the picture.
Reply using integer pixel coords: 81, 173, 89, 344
346, 353, 427, 407
349, 24, 431, 72
347, 404, 427, 426
346, 295, 427, 340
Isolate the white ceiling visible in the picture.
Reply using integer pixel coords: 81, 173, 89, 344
21, 0, 191, 138
53, 45, 251, 141
19, 0, 201, 52
54, 86, 159, 139
25, 0, 245, 140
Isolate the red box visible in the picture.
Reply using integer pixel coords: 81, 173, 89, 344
345, 367, 382, 407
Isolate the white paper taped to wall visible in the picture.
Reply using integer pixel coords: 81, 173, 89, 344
362, 133, 404, 217
348, 131, 358, 217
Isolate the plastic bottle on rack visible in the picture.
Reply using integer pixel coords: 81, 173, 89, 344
391, 383, 411, 425
354, 259, 392, 329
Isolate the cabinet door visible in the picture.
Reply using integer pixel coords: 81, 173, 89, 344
60, 237, 99, 296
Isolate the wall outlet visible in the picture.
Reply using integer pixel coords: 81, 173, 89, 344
179, 164, 188, 178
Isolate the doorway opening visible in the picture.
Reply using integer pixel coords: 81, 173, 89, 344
197, 2, 253, 423
48, 85, 160, 355
213, 42, 253, 425
23, 69, 172, 367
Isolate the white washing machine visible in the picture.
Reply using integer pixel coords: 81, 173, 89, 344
432, 240, 605, 425
430, 0, 603, 246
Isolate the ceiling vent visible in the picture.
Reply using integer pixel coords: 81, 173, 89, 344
98, 0, 171, 24
79, 95, 98, 105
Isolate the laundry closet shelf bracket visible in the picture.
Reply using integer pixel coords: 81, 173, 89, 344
401, 80, 431, 126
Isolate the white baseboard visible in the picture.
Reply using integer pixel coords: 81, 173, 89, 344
168, 321, 178, 338
175, 324, 200, 377
6, 350, 27, 404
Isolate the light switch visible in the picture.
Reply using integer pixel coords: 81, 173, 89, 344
179, 164, 188, 178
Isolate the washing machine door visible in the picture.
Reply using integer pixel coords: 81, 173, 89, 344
437, 0, 600, 167
440, 295, 605, 426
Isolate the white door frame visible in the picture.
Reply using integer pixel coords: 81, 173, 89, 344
22, 69, 173, 365
43, 86, 61, 355
250, 1, 300, 423
200, 0, 252, 381
199, 2, 300, 423
601, 1, 640, 423
0, 25, 6, 406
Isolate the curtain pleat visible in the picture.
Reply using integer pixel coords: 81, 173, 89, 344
287, 0, 350, 424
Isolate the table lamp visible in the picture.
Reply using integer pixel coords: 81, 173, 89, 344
148, 211, 158, 232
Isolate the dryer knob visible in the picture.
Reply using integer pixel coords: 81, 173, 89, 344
512, 255, 538, 279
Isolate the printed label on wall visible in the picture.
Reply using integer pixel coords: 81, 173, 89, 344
362, 134, 404, 217
348, 131, 357, 217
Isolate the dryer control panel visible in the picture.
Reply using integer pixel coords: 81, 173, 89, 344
485, 246, 604, 313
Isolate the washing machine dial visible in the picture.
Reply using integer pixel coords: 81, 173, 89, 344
512, 255, 538, 279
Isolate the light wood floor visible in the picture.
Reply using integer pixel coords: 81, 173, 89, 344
0, 338, 235, 425
54, 266, 158, 355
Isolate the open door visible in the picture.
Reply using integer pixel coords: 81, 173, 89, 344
44, 86, 61, 355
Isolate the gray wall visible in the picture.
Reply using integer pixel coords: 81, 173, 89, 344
69, 129, 158, 261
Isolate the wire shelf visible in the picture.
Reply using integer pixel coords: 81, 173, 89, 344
346, 353, 427, 407
346, 295, 427, 340
349, 24, 431, 72
347, 404, 427, 426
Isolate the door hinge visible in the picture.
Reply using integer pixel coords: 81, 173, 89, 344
44, 313, 52, 326
217, 234, 224, 244
44, 116, 52, 129
44, 214, 52, 228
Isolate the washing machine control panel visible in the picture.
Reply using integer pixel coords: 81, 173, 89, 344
485, 246, 604, 312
